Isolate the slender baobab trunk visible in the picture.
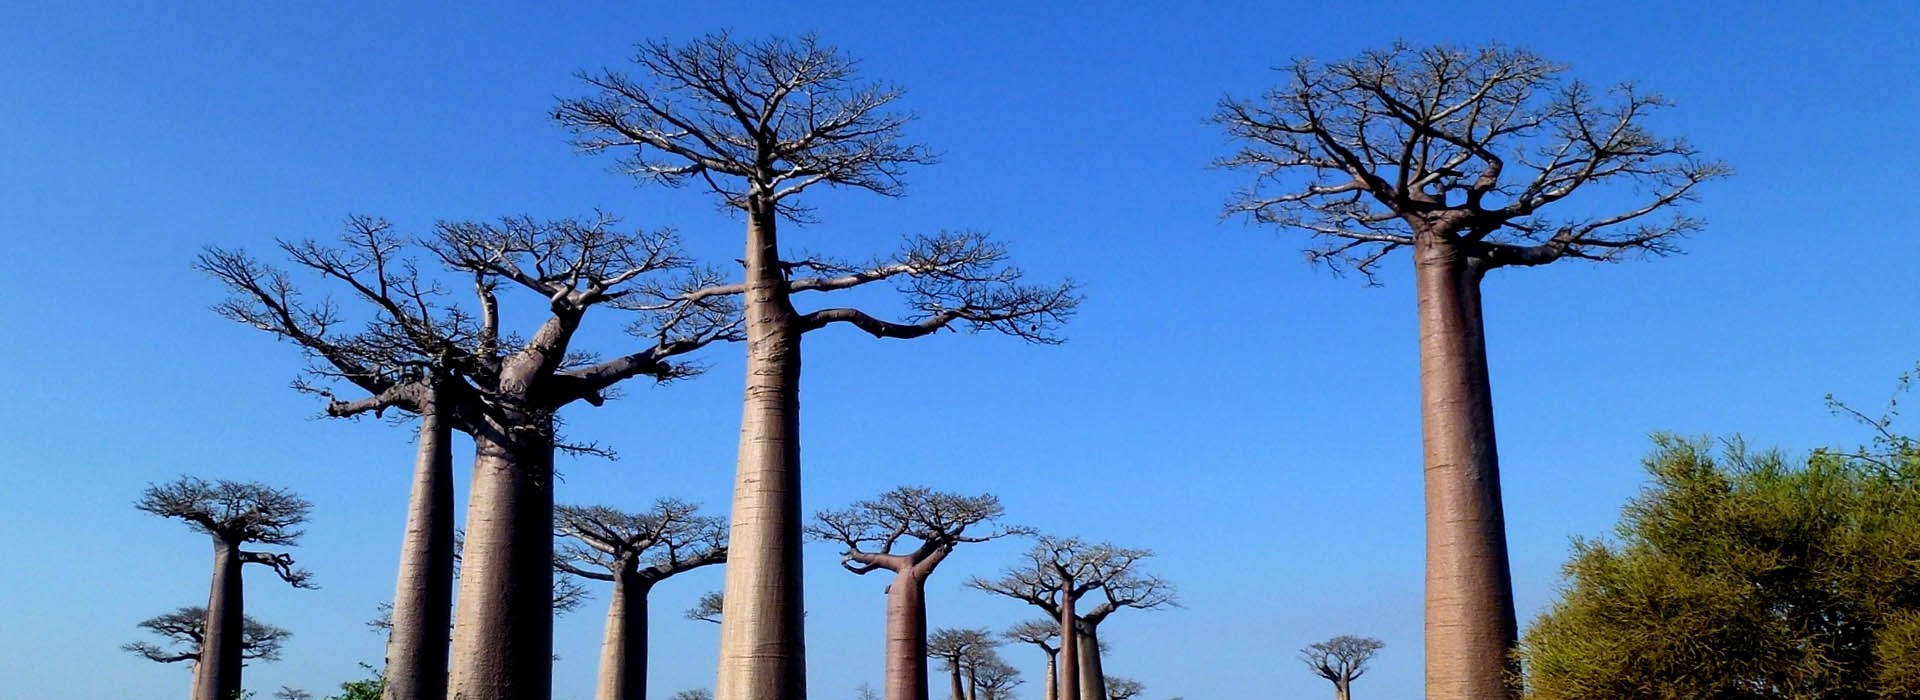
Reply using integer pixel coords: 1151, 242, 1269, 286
1041, 653, 1056, 700
596, 568, 652, 700
1335, 678, 1352, 700
947, 663, 964, 700
449, 418, 557, 700
1413, 233, 1517, 700
1075, 627, 1104, 700
884, 571, 931, 700
193, 539, 245, 700
1057, 588, 1079, 700
718, 200, 807, 700
383, 390, 454, 700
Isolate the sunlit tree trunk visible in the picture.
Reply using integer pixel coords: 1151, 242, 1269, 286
1075, 626, 1104, 700
1042, 653, 1056, 700
448, 416, 557, 700
718, 199, 807, 700
1414, 232, 1517, 700
193, 540, 245, 700
884, 570, 931, 700
1057, 586, 1079, 700
383, 389, 454, 700
596, 568, 652, 700
948, 662, 964, 700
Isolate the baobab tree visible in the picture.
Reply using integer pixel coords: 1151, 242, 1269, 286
1006, 620, 1061, 700
927, 628, 999, 700
808, 488, 1027, 700
202, 214, 738, 700
688, 591, 725, 624
123, 607, 290, 666
557, 32, 1080, 700
1102, 677, 1143, 700
1214, 43, 1726, 700
1301, 636, 1384, 700
970, 538, 1173, 700
137, 477, 316, 700
969, 655, 1022, 700
554, 500, 729, 700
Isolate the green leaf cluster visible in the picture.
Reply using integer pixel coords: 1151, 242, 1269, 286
1524, 434, 1920, 700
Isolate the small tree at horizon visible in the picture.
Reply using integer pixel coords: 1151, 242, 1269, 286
1300, 636, 1383, 700
123, 607, 290, 667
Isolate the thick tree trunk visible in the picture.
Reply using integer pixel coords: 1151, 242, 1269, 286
596, 570, 652, 700
947, 663, 964, 700
383, 391, 455, 700
1413, 234, 1517, 700
1042, 653, 1056, 700
1075, 626, 1104, 700
1057, 589, 1079, 700
193, 539, 244, 700
448, 418, 557, 700
1335, 678, 1351, 700
883, 571, 930, 700
717, 201, 806, 700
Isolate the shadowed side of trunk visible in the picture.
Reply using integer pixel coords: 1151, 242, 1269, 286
1414, 233, 1518, 700
448, 419, 557, 700
383, 392, 455, 700
193, 540, 245, 700
717, 203, 806, 700
1075, 626, 1104, 700
596, 571, 652, 700
885, 571, 931, 700
1057, 588, 1079, 700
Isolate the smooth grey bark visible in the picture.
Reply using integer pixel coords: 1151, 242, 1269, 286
1056, 585, 1079, 700
1075, 627, 1103, 700
885, 570, 931, 700
717, 201, 807, 700
1414, 234, 1516, 700
596, 570, 653, 700
448, 414, 557, 700
192, 541, 245, 700
382, 388, 454, 700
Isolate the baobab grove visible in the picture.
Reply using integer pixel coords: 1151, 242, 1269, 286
19, 8, 1919, 700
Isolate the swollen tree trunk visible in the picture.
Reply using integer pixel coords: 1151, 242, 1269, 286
1413, 233, 1517, 700
884, 570, 931, 700
717, 201, 807, 700
948, 663, 964, 700
1075, 626, 1104, 700
448, 417, 557, 700
596, 569, 653, 700
383, 391, 455, 700
1057, 587, 1079, 700
1335, 678, 1352, 700
193, 539, 245, 700
1042, 653, 1056, 700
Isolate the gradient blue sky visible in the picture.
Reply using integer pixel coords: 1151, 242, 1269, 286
3, 2, 1917, 699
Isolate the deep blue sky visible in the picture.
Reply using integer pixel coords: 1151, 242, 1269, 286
2, 3, 1916, 699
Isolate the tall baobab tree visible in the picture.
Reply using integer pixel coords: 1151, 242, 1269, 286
137, 477, 316, 700
1006, 620, 1061, 700
969, 537, 1171, 700
1214, 43, 1726, 700
202, 214, 738, 700
123, 607, 290, 667
1301, 636, 1384, 700
927, 628, 999, 700
970, 655, 1022, 700
555, 500, 729, 700
557, 32, 1080, 700
808, 488, 1027, 700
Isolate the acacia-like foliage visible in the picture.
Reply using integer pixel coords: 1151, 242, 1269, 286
137, 477, 316, 587
1300, 636, 1383, 687
123, 607, 290, 665
1522, 434, 1920, 699
968, 537, 1177, 622
1214, 42, 1727, 281
1102, 677, 1144, 700
808, 487, 1026, 576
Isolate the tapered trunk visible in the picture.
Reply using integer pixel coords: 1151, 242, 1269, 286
448, 417, 557, 700
1075, 626, 1103, 700
966, 674, 978, 700
596, 569, 652, 700
1335, 678, 1352, 700
947, 662, 963, 700
192, 539, 244, 700
1413, 234, 1517, 700
717, 200, 806, 700
383, 391, 455, 700
1057, 588, 1079, 700
883, 571, 930, 700
1041, 653, 1056, 700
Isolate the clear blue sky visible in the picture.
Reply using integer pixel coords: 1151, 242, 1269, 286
2, 2, 1916, 699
